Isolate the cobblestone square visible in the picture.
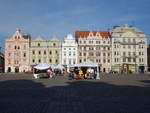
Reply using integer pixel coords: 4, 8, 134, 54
0, 73, 150, 113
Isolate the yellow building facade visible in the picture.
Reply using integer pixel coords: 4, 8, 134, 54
29, 36, 61, 67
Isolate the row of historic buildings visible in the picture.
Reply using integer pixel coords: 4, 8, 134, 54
4, 24, 148, 73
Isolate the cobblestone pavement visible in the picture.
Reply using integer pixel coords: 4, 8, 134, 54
0, 73, 150, 113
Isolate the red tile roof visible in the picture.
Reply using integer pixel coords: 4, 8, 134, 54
75, 31, 110, 38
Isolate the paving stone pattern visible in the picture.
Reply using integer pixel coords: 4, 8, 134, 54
0, 73, 150, 113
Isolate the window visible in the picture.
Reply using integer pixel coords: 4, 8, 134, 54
79, 59, 82, 63
128, 45, 131, 49
89, 52, 94, 56
64, 52, 66, 56
18, 36, 20, 39
8, 45, 11, 49
55, 51, 58, 54
8, 59, 11, 64
39, 51, 41, 55
69, 51, 71, 56
73, 59, 76, 64
73, 52, 75, 56
23, 53, 26, 57
128, 52, 131, 56
8, 53, 11, 56
39, 59, 41, 63
56, 59, 58, 63
14, 46, 17, 49
96, 52, 100, 56
123, 52, 126, 56
103, 59, 106, 63
64, 59, 66, 65
128, 58, 131, 62
44, 51, 46, 55
79, 52, 82, 56
84, 53, 86, 56
123, 45, 125, 49
24, 45, 26, 49
38, 43, 40, 47
96, 59, 99, 62
133, 58, 136, 62
139, 58, 141, 62
18, 46, 20, 49
128, 39, 131, 43
49, 51, 52, 55
133, 39, 136, 43
108, 59, 110, 63
32, 51, 35, 55
123, 58, 126, 62
49, 59, 52, 63
53, 43, 56, 46
32, 59, 35, 63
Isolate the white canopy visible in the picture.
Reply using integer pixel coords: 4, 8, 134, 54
55, 64, 65, 70
34, 63, 51, 70
71, 61, 98, 67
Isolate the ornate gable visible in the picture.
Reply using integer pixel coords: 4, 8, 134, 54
122, 31, 137, 38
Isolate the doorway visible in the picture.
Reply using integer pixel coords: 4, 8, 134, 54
15, 67, 19, 73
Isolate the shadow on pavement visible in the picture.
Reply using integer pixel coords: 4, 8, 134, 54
0, 79, 150, 113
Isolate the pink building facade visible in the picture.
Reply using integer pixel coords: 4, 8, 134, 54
5, 29, 30, 72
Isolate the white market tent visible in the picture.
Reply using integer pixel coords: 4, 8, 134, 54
79, 60, 98, 67
34, 63, 51, 70
70, 60, 100, 79
55, 64, 65, 70
71, 60, 98, 67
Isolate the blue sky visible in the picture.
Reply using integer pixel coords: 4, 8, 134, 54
0, 0, 150, 51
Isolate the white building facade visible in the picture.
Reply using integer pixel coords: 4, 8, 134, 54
111, 24, 148, 73
61, 34, 78, 70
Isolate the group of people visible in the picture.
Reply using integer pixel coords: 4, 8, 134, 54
47, 68, 66, 78
68, 67, 97, 80
34, 68, 65, 79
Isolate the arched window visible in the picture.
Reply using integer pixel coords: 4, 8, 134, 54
38, 43, 40, 47
53, 43, 56, 46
